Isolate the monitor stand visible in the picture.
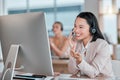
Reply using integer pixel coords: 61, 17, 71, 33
1, 44, 20, 80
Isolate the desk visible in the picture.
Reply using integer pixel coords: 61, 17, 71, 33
54, 74, 120, 80
1, 70, 119, 80
52, 59, 69, 74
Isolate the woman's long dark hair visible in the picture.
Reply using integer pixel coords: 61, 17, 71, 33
77, 12, 104, 42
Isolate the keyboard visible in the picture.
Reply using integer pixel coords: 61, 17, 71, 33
13, 76, 35, 80
57, 77, 79, 80
13, 74, 54, 80
13, 74, 46, 80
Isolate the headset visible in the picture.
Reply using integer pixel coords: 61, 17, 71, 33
90, 20, 96, 34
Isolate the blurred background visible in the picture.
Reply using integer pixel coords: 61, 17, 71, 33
0, 0, 120, 69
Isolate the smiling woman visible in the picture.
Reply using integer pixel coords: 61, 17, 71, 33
50, 12, 114, 78
68, 12, 114, 78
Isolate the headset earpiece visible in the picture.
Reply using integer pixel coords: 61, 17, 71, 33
90, 26, 96, 34
90, 20, 96, 34
91, 27, 96, 34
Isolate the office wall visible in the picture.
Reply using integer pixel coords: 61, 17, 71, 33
0, 0, 3, 15
84, 0, 99, 20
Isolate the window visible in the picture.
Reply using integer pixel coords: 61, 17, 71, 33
99, 0, 118, 44
7, 0, 84, 36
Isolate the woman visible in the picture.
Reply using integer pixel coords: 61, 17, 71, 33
50, 12, 114, 78
68, 12, 114, 78
49, 21, 67, 57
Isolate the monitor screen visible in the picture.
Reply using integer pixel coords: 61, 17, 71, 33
0, 12, 54, 76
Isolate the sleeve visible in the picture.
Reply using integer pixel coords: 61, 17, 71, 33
68, 56, 79, 74
77, 41, 111, 78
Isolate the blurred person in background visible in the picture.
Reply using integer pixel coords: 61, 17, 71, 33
49, 21, 68, 58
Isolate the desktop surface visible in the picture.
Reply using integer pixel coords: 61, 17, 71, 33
54, 74, 120, 80
0, 71, 120, 80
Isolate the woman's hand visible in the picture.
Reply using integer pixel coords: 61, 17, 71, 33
68, 31, 76, 48
49, 38, 55, 47
70, 47, 82, 64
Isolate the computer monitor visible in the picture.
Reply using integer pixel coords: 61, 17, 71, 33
0, 12, 54, 77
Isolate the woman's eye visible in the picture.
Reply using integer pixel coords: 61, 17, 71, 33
79, 27, 83, 28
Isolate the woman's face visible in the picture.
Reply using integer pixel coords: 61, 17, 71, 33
52, 23, 62, 35
73, 17, 91, 41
